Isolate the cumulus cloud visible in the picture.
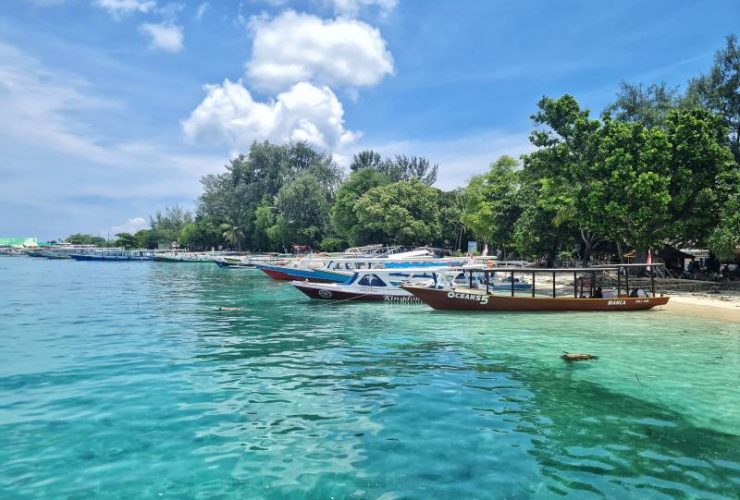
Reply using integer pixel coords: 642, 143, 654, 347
329, 0, 398, 17
139, 22, 184, 52
94, 0, 156, 15
246, 11, 394, 91
109, 216, 149, 235
182, 79, 359, 151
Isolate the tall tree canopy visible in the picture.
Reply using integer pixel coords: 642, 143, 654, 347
197, 141, 341, 250
685, 34, 740, 163
606, 81, 680, 128
462, 155, 521, 252
354, 180, 442, 246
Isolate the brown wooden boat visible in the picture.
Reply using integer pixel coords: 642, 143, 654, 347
400, 264, 669, 312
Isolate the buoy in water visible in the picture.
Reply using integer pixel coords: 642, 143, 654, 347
561, 352, 598, 361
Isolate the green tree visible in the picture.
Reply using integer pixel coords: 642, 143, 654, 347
707, 194, 740, 262
661, 108, 738, 245
269, 172, 334, 248
331, 167, 390, 245
220, 223, 245, 250
523, 95, 602, 263
134, 229, 159, 249
179, 219, 222, 251
354, 180, 442, 246
64, 233, 106, 246
462, 155, 521, 253
606, 81, 679, 128
114, 232, 138, 249
198, 141, 341, 249
150, 205, 193, 247
684, 34, 740, 163
349, 150, 385, 172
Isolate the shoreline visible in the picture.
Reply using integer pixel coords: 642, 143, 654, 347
661, 293, 740, 323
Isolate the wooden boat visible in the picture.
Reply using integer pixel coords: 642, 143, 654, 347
401, 264, 669, 312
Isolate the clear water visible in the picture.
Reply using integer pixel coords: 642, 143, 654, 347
1, 258, 739, 499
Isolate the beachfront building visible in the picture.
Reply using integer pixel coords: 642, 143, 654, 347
0, 237, 38, 248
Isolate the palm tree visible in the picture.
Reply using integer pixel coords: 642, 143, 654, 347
220, 223, 245, 251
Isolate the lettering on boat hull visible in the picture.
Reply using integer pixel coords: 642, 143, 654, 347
447, 291, 489, 305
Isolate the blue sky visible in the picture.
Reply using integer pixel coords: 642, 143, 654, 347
1, 0, 738, 240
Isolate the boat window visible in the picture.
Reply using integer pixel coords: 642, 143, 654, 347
357, 273, 387, 287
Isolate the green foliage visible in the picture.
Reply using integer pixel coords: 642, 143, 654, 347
331, 167, 390, 245
220, 223, 245, 250
684, 34, 740, 163
348, 150, 438, 185
270, 172, 334, 248
149, 205, 193, 247
64, 233, 107, 246
198, 141, 341, 250
606, 81, 679, 128
134, 229, 159, 249
114, 232, 138, 249
708, 195, 740, 262
179, 219, 222, 251
319, 237, 346, 252
354, 180, 442, 246
462, 155, 521, 251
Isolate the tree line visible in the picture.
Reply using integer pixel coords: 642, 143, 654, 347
70, 35, 739, 264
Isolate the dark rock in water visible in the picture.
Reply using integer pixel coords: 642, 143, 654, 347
561, 352, 598, 361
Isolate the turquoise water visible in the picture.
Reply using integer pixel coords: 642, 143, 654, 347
1, 258, 739, 499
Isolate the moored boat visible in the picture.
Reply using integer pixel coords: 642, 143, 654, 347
291, 268, 441, 302
401, 264, 669, 312
70, 249, 154, 261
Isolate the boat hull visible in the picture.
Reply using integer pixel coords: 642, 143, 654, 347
401, 285, 670, 312
70, 254, 153, 261
292, 282, 421, 303
257, 264, 350, 283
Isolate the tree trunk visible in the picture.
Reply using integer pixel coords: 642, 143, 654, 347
580, 227, 592, 266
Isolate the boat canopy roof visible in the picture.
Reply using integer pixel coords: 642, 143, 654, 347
455, 263, 664, 273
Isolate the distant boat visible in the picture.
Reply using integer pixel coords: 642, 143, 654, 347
70, 249, 154, 261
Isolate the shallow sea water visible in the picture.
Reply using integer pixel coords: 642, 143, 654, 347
1, 258, 739, 499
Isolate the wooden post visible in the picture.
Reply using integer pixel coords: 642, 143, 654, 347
552, 271, 556, 298
589, 272, 594, 298
617, 269, 621, 297
625, 268, 629, 297
469, 270, 473, 290
573, 272, 578, 298
650, 265, 656, 297
511, 271, 515, 297
532, 271, 536, 297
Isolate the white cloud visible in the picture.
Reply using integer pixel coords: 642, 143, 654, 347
109, 216, 149, 235
195, 2, 209, 20
94, 0, 156, 15
0, 42, 225, 239
329, 0, 398, 17
139, 22, 184, 52
246, 11, 394, 91
182, 79, 359, 151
